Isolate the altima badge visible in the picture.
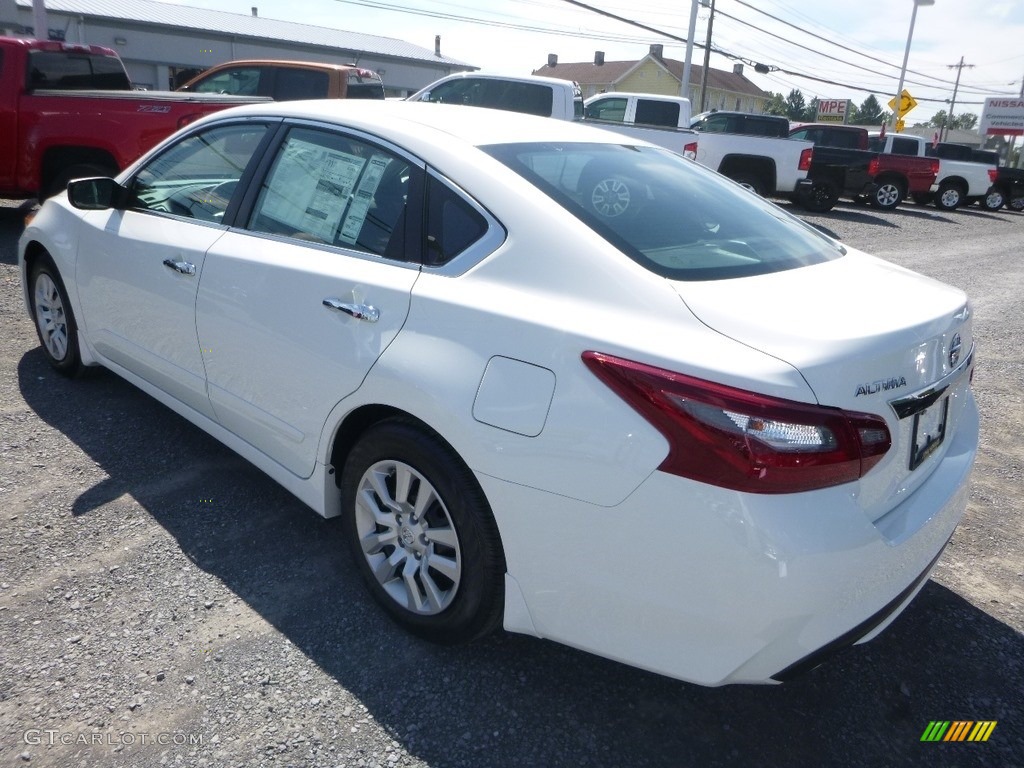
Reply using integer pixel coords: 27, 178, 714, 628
856, 377, 908, 397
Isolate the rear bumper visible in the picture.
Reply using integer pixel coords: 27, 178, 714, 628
488, 391, 979, 686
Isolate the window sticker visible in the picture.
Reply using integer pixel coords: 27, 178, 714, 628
338, 154, 392, 245
260, 139, 367, 242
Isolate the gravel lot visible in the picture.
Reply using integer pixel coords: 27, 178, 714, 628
1, 197, 1022, 768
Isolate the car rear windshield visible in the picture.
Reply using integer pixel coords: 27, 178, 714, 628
27, 50, 130, 90
483, 142, 843, 281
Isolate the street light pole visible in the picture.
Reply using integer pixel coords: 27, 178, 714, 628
891, 0, 934, 129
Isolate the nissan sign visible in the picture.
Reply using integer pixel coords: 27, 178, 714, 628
979, 98, 1024, 137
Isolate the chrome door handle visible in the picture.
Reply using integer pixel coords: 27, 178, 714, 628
163, 258, 196, 276
323, 297, 379, 323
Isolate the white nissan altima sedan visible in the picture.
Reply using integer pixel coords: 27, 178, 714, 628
19, 101, 977, 685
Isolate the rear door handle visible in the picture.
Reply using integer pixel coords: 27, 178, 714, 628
323, 297, 379, 323
163, 258, 196, 276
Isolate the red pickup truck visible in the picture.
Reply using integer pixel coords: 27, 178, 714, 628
1, 36, 263, 199
789, 124, 939, 210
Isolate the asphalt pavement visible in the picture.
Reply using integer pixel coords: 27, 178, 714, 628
1, 197, 1021, 768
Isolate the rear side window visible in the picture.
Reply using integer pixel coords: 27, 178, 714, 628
273, 67, 328, 100
745, 117, 788, 138
890, 137, 919, 156
345, 70, 385, 100
27, 50, 130, 90
425, 175, 488, 266
427, 78, 554, 117
634, 100, 680, 128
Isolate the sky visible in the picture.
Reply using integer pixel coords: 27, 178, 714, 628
168, 0, 1024, 122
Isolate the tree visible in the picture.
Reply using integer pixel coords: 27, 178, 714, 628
802, 97, 819, 122
763, 92, 787, 117
854, 94, 885, 125
927, 110, 980, 131
785, 89, 806, 121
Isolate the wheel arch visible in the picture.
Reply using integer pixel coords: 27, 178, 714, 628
41, 146, 119, 198
718, 154, 776, 191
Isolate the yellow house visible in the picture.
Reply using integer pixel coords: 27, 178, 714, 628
534, 45, 769, 114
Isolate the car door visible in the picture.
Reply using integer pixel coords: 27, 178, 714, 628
195, 125, 422, 477
73, 122, 274, 419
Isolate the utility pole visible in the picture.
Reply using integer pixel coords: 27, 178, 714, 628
699, 0, 716, 113
681, 0, 699, 101
941, 57, 974, 142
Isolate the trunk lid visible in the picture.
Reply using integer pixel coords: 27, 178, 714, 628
671, 249, 974, 520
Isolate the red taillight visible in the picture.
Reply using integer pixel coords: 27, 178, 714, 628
798, 147, 813, 171
868, 157, 880, 176
582, 352, 891, 494
988, 168, 998, 183
683, 141, 698, 159
930, 159, 940, 176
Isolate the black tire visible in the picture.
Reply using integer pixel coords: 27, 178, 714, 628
870, 178, 905, 210
28, 254, 82, 376
935, 181, 964, 211
1009, 196, 1024, 213
799, 181, 838, 213
44, 162, 117, 200
730, 173, 765, 197
911, 192, 933, 206
340, 418, 505, 645
981, 186, 1005, 212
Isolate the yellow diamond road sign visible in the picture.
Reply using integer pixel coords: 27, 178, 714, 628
888, 90, 918, 118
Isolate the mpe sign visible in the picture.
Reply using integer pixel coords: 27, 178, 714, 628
816, 99, 850, 124
979, 98, 1024, 136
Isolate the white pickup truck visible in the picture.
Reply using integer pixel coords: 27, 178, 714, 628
583, 93, 814, 201
407, 72, 583, 119
867, 132, 997, 210
411, 75, 817, 206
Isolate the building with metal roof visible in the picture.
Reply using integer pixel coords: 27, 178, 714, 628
1, 0, 475, 95
534, 45, 770, 114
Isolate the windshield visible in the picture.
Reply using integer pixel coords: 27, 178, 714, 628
483, 142, 844, 281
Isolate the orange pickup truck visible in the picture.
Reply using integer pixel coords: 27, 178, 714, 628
177, 59, 385, 101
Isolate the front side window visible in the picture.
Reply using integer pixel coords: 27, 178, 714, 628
189, 67, 262, 96
484, 142, 843, 281
131, 123, 270, 221
247, 128, 413, 259
585, 97, 627, 123
696, 114, 731, 133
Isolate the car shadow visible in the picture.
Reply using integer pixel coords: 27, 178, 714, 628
17, 349, 1024, 767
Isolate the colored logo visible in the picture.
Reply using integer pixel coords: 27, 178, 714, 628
921, 721, 997, 742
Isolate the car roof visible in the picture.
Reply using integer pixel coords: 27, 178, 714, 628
194, 99, 641, 149
195, 59, 373, 73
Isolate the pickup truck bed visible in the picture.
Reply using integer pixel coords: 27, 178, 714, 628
1, 36, 266, 199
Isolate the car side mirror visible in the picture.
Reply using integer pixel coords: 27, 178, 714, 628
67, 177, 128, 210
